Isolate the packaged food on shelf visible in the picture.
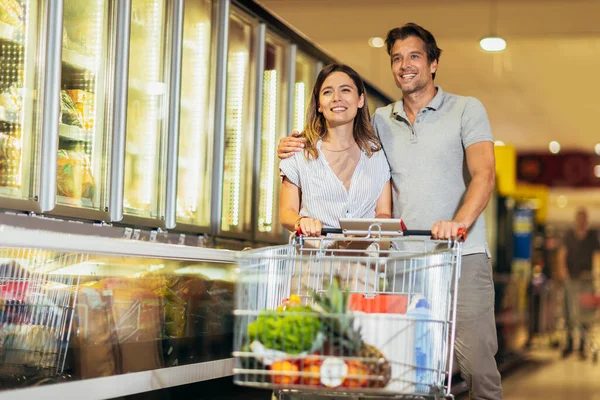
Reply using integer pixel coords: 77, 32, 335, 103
59, 90, 84, 128
56, 149, 95, 201
0, 0, 24, 29
67, 89, 95, 130
71, 287, 119, 378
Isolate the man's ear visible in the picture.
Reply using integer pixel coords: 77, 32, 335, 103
429, 59, 438, 75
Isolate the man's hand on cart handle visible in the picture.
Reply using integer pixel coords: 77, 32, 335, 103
431, 220, 468, 241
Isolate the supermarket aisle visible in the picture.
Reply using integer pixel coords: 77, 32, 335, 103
458, 348, 600, 400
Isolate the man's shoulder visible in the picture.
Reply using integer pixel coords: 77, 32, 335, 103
440, 90, 483, 109
373, 103, 396, 119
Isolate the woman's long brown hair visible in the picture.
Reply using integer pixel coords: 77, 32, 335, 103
301, 63, 382, 160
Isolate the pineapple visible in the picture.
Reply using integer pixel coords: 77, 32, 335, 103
310, 277, 391, 388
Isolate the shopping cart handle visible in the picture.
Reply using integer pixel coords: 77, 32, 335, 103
295, 227, 343, 236
402, 230, 432, 236
403, 228, 468, 241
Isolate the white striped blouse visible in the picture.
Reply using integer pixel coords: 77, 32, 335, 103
279, 140, 391, 229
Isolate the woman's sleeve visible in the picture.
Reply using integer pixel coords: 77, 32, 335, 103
279, 156, 301, 187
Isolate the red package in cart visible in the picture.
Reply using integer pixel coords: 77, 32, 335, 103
348, 293, 408, 314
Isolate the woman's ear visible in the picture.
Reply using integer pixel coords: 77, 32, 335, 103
358, 93, 365, 108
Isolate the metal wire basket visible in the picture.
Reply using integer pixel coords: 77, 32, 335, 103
0, 248, 84, 380
233, 232, 462, 399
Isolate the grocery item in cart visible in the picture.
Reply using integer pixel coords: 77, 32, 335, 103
243, 280, 392, 390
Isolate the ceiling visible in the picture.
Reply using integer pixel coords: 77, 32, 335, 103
257, 0, 600, 153
257, 0, 600, 225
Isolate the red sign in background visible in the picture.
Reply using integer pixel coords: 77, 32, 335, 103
517, 152, 600, 188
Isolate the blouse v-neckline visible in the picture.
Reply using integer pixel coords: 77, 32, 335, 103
317, 140, 364, 194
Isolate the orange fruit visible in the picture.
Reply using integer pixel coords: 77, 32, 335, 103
270, 360, 299, 385
301, 364, 321, 386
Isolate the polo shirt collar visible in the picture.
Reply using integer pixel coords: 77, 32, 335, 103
392, 86, 445, 118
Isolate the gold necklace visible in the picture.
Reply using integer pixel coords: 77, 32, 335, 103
321, 143, 357, 152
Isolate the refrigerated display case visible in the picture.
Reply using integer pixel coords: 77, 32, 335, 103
122, 0, 170, 223
292, 50, 316, 133
0, 224, 236, 397
255, 32, 288, 239
176, 0, 215, 230
53, 0, 112, 217
220, 9, 257, 237
0, 0, 44, 210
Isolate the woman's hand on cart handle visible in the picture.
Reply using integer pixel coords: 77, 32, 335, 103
295, 217, 323, 237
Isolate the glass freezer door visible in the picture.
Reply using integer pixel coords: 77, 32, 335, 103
57, 0, 111, 211
256, 33, 288, 238
123, 0, 169, 220
176, 0, 214, 228
293, 51, 317, 133
0, 0, 43, 203
220, 11, 256, 236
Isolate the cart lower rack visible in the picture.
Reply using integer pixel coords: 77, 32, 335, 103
233, 232, 463, 399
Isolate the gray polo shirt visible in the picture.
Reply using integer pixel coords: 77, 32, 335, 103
372, 87, 493, 256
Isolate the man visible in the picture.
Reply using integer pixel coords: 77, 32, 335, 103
558, 207, 600, 359
278, 23, 502, 399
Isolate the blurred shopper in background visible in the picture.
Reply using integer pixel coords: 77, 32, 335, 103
558, 207, 600, 358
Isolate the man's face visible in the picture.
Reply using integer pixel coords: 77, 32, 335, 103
389, 36, 437, 95
576, 210, 588, 230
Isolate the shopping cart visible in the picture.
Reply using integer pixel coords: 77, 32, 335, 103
233, 224, 465, 399
0, 248, 83, 387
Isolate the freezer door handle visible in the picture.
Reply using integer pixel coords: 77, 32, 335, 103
39, 0, 64, 213
109, 0, 133, 222
165, 0, 185, 230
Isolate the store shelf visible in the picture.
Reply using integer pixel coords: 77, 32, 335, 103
0, 224, 237, 263
0, 186, 21, 197
56, 195, 94, 209
0, 358, 235, 400
0, 106, 19, 124
62, 48, 96, 72
0, 21, 22, 45
58, 123, 90, 142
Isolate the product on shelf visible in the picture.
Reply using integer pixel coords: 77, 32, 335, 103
59, 90, 84, 128
157, 276, 208, 338
67, 89, 95, 130
0, 0, 24, 28
71, 286, 119, 379
56, 149, 95, 200
0, 132, 22, 188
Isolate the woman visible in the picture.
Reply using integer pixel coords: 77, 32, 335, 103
276, 64, 391, 397
279, 63, 391, 236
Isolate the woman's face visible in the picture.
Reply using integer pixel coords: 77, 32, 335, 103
318, 71, 364, 127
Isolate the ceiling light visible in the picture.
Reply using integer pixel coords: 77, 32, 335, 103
594, 165, 600, 178
549, 141, 561, 154
494, 140, 505, 146
595, 143, 600, 156
368, 37, 384, 48
557, 195, 568, 208
480, 37, 506, 52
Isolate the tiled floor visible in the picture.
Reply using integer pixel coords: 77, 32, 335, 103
458, 348, 600, 400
